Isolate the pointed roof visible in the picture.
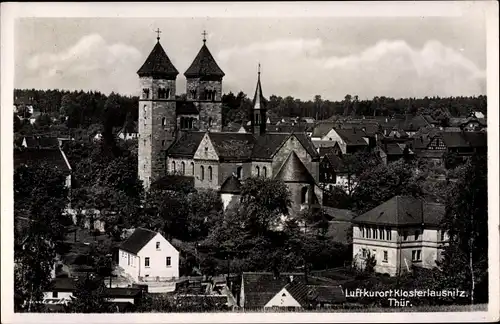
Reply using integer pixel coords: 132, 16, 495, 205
119, 228, 158, 255
274, 151, 315, 183
253, 66, 265, 110
220, 175, 241, 194
184, 43, 225, 78
137, 41, 179, 79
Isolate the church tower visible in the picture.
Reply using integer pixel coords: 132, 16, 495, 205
252, 64, 267, 135
137, 30, 179, 189
184, 31, 225, 132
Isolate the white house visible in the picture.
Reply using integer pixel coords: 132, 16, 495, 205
118, 228, 179, 282
219, 174, 241, 210
351, 196, 447, 276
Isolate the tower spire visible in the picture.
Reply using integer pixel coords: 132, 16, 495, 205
155, 28, 162, 42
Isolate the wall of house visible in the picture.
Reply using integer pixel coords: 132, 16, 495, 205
264, 287, 302, 308
43, 291, 73, 302
118, 249, 140, 281
250, 161, 273, 178
352, 225, 400, 276
323, 129, 347, 153
137, 233, 179, 280
195, 159, 220, 190
167, 157, 196, 177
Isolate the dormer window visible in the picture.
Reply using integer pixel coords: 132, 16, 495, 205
143, 88, 150, 99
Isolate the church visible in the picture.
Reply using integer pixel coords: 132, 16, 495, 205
137, 31, 323, 214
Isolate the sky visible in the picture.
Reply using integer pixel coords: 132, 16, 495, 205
14, 9, 487, 101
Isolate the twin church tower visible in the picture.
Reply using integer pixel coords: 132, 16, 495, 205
136, 30, 266, 188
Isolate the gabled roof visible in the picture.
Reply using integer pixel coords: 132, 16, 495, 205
14, 148, 72, 174
167, 132, 205, 157
282, 280, 310, 307
307, 285, 346, 304
23, 136, 60, 149
251, 132, 318, 160
440, 132, 470, 148
352, 196, 445, 227
184, 43, 225, 78
208, 132, 255, 162
311, 122, 334, 138
220, 175, 241, 194
48, 278, 77, 292
274, 151, 315, 183
176, 101, 199, 115
119, 228, 158, 255
241, 272, 306, 309
137, 41, 179, 79
335, 128, 369, 146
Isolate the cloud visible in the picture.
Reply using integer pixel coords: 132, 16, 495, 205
216, 38, 486, 100
24, 34, 142, 94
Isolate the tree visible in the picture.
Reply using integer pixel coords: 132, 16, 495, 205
351, 159, 422, 214
67, 276, 112, 313
14, 114, 22, 132
237, 177, 291, 234
438, 154, 488, 304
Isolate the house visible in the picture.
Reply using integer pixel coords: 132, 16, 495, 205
117, 122, 139, 140
118, 228, 179, 283
14, 147, 72, 190
351, 196, 447, 276
311, 126, 369, 154
239, 272, 345, 310
219, 174, 242, 210
21, 136, 60, 149
412, 131, 487, 165
319, 150, 356, 193
42, 277, 143, 311
377, 142, 414, 164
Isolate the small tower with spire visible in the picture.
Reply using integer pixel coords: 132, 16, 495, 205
184, 30, 225, 132
252, 63, 267, 135
137, 29, 179, 189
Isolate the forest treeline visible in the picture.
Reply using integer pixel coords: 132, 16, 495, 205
14, 89, 487, 132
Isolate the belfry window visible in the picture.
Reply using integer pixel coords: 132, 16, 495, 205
158, 88, 166, 99
143, 89, 150, 99
300, 187, 308, 204
208, 166, 213, 181
181, 162, 186, 175
263, 166, 267, 178
200, 166, 205, 181
162, 117, 166, 127
256, 166, 260, 177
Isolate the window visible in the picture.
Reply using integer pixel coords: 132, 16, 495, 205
191, 162, 195, 175
367, 227, 371, 239
256, 166, 260, 177
158, 88, 166, 99
143, 163, 146, 171
415, 230, 421, 241
190, 89, 197, 99
208, 166, 213, 181
143, 89, 150, 99
403, 231, 408, 241
386, 229, 392, 240
172, 161, 176, 172
361, 248, 368, 258
166, 88, 171, 98
162, 117, 166, 127
205, 146, 208, 153
145, 257, 150, 267
380, 228, 384, 240
128, 254, 131, 266
236, 166, 242, 179
263, 166, 267, 178
201, 166, 205, 181
440, 230, 446, 241
181, 162, 186, 175
156, 242, 160, 250
412, 250, 422, 262
166, 257, 171, 267
383, 251, 388, 263
209, 118, 213, 127
374, 228, 378, 239
52, 292, 58, 298
300, 187, 308, 204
